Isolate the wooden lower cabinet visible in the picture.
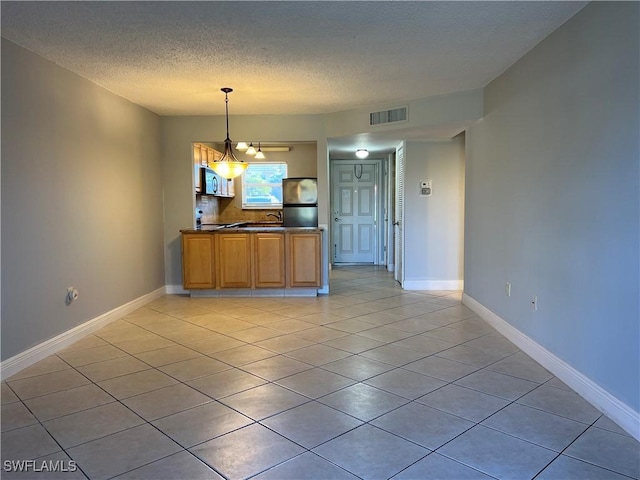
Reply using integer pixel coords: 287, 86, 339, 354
217, 233, 252, 288
182, 231, 321, 291
286, 232, 321, 287
182, 234, 215, 289
253, 233, 286, 288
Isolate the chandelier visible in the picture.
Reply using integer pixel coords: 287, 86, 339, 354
210, 88, 248, 179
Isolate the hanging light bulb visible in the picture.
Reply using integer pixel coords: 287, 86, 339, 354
246, 142, 257, 155
254, 142, 266, 159
210, 88, 248, 179
236, 142, 248, 151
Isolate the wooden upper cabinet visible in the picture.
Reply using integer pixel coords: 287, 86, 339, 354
193, 143, 223, 168
217, 176, 234, 198
286, 232, 321, 287
217, 233, 252, 288
182, 234, 215, 289
194, 144, 203, 193
193, 144, 202, 165
227, 178, 235, 197
253, 233, 286, 288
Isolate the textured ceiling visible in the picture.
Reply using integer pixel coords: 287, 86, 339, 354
1, 1, 586, 117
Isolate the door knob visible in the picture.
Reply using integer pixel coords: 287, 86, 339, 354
334, 217, 340, 222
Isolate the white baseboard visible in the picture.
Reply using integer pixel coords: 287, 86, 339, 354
462, 293, 640, 441
403, 279, 463, 291
1, 287, 166, 381
166, 284, 189, 295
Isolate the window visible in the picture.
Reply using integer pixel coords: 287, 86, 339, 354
242, 163, 287, 209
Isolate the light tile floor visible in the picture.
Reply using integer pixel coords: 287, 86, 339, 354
2, 266, 639, 479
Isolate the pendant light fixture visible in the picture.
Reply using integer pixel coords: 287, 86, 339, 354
236, 141, 248, 151
246, 142, 257, 156
254, 142, 266, 159
210, 87, 248, 179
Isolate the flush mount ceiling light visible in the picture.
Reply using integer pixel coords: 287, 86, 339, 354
356, 148, 369, 159
210, 87, 248, 179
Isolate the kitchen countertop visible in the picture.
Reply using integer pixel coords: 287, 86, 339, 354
181, 222, 323, 233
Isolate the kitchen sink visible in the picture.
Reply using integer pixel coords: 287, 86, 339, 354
222, 221, 283, 228
237, 223, 283, 228
244, 222, 283, 227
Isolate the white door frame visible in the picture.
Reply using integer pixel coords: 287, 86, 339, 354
385, 153, 395, 272
394, 143, 405, 286
330, 158, 386, 266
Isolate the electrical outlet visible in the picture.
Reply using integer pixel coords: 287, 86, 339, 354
531, 295, 538, 311
506, 282, 511, 297
67, 287, 79, 304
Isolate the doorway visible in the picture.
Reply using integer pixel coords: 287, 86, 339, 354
330, 159, 385, 265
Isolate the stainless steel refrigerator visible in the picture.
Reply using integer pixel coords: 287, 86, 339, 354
282, 178, 318, 227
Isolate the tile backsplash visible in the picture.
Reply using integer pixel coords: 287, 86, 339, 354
196, 195, 281, 224
195, 195, 218, 224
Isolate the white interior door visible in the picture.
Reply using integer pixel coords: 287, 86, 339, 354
332, 162, 377, 264
394, 144, 405, 285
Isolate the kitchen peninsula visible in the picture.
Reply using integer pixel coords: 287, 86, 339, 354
180, 224, 322, 296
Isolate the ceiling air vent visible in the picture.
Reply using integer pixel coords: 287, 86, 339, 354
369, 106, 408, 126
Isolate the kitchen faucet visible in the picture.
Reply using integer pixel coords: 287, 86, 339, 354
266, 211, 283, 221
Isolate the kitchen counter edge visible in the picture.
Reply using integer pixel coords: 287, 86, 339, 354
181, 226, 324, 233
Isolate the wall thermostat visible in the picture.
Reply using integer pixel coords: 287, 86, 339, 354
420, 180, 432, 196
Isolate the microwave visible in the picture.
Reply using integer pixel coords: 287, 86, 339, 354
202, 168, 219, 195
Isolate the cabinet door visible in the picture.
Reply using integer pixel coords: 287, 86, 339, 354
182, 234, 215, 289
218, 175, 228, 196
194, 145, 202, 193
198, 144, 208, 166
287, 233, 321, 287
253, 233, 285, 288
217, 234, 252, 288
226, 178, 235, 197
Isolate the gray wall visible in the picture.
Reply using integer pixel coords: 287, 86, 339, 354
1, 40, 165, 360
404, 136, 465, 288
464, 3, 639, 411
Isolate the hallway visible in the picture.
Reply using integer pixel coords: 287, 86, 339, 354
2, 266, 638, 479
